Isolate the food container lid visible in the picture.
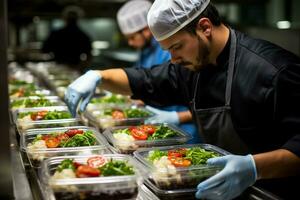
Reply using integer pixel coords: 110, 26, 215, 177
103, 123, 192, 150
21, 126, 109, 153
40, 154, 142, 186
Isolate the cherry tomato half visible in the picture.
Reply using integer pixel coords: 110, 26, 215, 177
45, 137, 60, 148
31, 110, 48, 120
112, 110, 125, 119
87, 156, 106, 168
76, 165, 100, 178
168, 157, 191, 167
130, 128, 148, 140
65, 129, 84, 137
140, 125, 156, 135
56, 133, 69, 142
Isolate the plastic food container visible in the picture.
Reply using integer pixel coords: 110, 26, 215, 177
10, 96, 65, 111
14, 106, 82, 134
104, 123, 192, 154
86, 93, 131, 112
133, 144, 229, 190
9, 88, 52, 99
143, 178, 197, 200
84, 105, 155, 130
137, 184, 160, 200
21, 126, 110, 168
40, 154, 143, 200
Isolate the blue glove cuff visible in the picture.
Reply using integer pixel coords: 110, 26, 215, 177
86, 70, 102, 85
248, 154, 258, 181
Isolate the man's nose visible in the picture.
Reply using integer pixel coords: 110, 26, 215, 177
170, 53, 181, 64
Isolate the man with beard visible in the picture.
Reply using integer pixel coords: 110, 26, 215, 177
118, 0, 200, 143
65, 0, 300, 199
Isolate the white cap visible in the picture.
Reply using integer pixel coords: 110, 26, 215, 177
117, 0, 152, 35
148, 0, 210, 41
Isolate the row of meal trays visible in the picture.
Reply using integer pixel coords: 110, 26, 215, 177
12, 105, 229, 200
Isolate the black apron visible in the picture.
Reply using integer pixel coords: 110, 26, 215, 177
191, 29, 249, 155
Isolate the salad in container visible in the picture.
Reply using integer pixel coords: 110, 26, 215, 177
10, 96, 64, 111
134, 144, 229, 190
40, 154, 143, 200
85, 105, 154, 130
104, 123, 191, 154
14, 106, 82, 133
86, 93, 131, 111
21, 126, 110, 168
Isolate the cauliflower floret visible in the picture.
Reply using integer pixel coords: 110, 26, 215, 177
27, 140, 47, 161
113, 133, 138, 150
17, 115, 34, 131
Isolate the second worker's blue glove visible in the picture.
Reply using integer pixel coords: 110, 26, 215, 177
145, 105, 180, 125
195, 154, 257, 200
64, 70, 101, 116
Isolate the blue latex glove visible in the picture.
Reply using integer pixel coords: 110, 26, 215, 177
145, 105, 180, 125
64, 70, 101, 116
195, 154, 257, 200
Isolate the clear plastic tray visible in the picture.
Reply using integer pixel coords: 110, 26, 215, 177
133, 144, 229, 190
143, 178, 197, 200
21, 126, 110, 168
137, 184, 160, 200
40, 154, 143, 200
104, 123, 192, 154
10, 96, 65, 111
14, 106, 82, 134
84, 105, 155, 130
9, 88, 52, 99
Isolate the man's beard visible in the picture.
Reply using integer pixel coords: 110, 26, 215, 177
194, 35, 210, 72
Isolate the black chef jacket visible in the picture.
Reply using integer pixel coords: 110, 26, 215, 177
124, 29, 300, 199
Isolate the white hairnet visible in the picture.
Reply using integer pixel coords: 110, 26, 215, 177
117, 0, 152, 35
148, 0, 210, 41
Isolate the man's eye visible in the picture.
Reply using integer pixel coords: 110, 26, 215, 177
173, 45, 181, 50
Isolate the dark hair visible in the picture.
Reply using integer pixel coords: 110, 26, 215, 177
183, 3, 221, 35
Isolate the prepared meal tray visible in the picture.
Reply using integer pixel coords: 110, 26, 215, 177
10, 88, 52, 99
21, 126, 110, 168
133, 144, 229, 190
104, 123, 192, 154
40, 154, 143, 200
14, 106, 82, 134
10, 96, 65, 111
86, 94, 131, 111
84, 105, 155, 130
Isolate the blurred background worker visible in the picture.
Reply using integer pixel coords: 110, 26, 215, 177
42, 5, 92, 73
117, 0, 200, 143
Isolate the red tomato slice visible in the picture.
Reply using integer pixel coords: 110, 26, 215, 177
140, 125, 156, 135
45, 137, 60, 148
131, 128, 148, 140
76, 165, 100, 178
87, 156, 107, 168
65, 129, 84, 137
168, 157, 191, 167
73, 162, 82, 169
111, 110, 125, 119
56, 133, 69, 142
168, 150, 183, 158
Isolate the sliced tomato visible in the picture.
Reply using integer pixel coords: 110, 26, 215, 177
76, 165, 100, 178
31, 110, 48, 121
131, 128, 148, 140
65, 129, 84, 137
168, 150, 183, 158
140, 125, 156, 135
45, 137, 60, 148
56, 133, 69, 142
111, 110, 125, 119
168, 157, 191, 167
87, 156, 106, 168
73, 162, 82, 169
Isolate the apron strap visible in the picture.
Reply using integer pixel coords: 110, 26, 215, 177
225, 29, 237, 106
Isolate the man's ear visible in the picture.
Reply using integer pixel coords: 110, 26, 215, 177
196, 18, 212, 37
142, 27, 152, 39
